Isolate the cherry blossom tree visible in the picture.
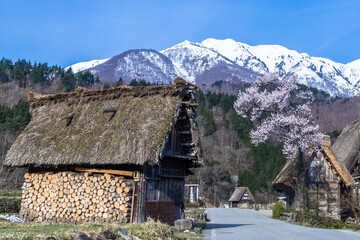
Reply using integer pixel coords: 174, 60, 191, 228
234, 74, 324, 161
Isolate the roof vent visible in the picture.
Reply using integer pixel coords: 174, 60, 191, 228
62, 115, 73, 126
103, 108, 117, 121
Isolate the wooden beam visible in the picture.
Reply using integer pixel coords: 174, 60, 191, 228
181, 101, 198, 107
75, 167, 134, 177
181, 142, 194, 147
178, 130, 191, 134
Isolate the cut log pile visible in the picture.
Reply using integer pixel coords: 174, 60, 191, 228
20, 171, 133, 223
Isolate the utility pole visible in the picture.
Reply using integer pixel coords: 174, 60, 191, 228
214, 185, 217, 207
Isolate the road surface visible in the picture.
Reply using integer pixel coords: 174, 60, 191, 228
204, 208, 360, 240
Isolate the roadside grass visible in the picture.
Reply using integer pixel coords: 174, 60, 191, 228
194, 220, 206, 229
179, 207, 207, 239
0, 190, 22, 198
292, 212, 360, 231
0, 222, 118, 239
184, 208, 205, 217
174, 230, 203, 240
272, 204, 360, 232
0, 220, 176, 240
126, 219, 173, 239
173, 220, 206, 239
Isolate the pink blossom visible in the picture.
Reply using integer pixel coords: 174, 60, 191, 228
234, 74, 324, 160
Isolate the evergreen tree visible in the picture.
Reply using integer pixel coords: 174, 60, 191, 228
116, 77, 124, 86
62, 68, 76, 92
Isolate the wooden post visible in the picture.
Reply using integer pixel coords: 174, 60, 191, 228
130, 182, 135, 223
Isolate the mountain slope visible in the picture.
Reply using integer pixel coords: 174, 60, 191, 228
67, 38, 360, 97
199, 38, 360, 97
84, 49, 180, 84
66, 58, 110, 73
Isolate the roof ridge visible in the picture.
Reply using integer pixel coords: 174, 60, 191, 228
27, 79, 199, 109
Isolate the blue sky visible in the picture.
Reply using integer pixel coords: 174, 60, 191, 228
0, 0, 359, 67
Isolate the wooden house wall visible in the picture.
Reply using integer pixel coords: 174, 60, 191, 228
306, 153, 340, 218
143, 157, 186, 219
133, 172, 146, 223
133, 105, 197, 222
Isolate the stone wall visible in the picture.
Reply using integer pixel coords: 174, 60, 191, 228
21, 171, 133, 223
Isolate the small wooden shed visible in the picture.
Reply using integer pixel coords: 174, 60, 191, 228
4, 78, 202, 224
273, 136, 355, 218
229, 187, 255, 208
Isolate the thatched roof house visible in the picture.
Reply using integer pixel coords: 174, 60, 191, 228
5, 81, 201, 168
273, 136, 355, 218
332, 119, 360, 180
273, 142, 355, 189
229, 187, 255, 208
5, 78, 202, 224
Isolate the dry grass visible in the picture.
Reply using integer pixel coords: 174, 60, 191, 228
0, 220, 175, 240
0, 190, 22, 198
126, 219, 174, 240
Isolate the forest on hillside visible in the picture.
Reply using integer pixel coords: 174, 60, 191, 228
0, 58, 354, 205
190, 91, 287, 205
0, 58, 100, 92
0, 58, 102, 188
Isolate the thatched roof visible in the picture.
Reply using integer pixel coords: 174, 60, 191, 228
229, 187, 255, 202
4, 79, 201, 167
332, 119, 360, 171
320, 145, 355, 187
273, 137, 355, 188
272, 161, 297, 188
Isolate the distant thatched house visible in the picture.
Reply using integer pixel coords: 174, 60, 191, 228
229, 187, 255, 208
4, 78, 202, 224
273, 136, 355, 218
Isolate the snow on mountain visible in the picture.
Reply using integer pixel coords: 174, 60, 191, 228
66, 38, 360, 97
83, 49, 180, 84
65, 58, 110, 73
201, 38, 268, 73
160, 40, 236, 83
344, 59, 360, 87
198, 38, 360, 97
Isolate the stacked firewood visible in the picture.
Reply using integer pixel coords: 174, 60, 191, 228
20, 171, 133, 223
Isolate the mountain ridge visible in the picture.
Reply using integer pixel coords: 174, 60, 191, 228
67, 38, 360, 97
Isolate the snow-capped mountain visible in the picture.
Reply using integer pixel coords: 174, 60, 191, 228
66, 58, 110, 73
80, 49, 180, 84
67, 38, 360, 97
199, 38, 360, 97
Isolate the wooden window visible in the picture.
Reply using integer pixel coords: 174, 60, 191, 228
159, 159, 185, 178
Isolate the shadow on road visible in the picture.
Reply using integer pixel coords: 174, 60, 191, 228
205, 223, 253, 230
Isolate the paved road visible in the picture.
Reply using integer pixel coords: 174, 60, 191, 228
204, 208, 360, 240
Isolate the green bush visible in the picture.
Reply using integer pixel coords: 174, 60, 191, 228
198, 199, 205, 207
272, 201, 286, 219
296, 212, 347, 229
184, 197, 190, 207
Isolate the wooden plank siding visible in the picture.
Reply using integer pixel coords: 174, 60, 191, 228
143, 158, 186, 219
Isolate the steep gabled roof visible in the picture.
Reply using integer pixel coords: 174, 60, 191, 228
273, 141, 355, 188
332, 119, 360, 171
272, 161, 297, 188
229, 187, 255, 202
4, 79, 201, 167
320, 145, 355, 187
